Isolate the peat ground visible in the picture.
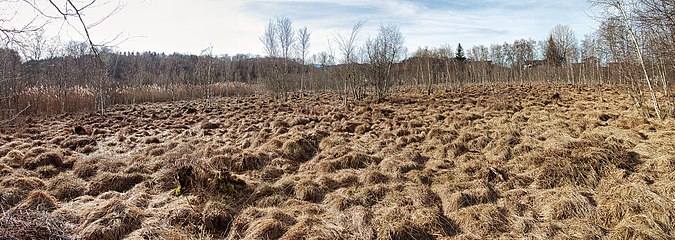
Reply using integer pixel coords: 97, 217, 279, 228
1, 84, 674, 239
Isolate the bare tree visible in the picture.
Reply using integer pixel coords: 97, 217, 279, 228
334, 20, 365, 105
489, 43, 506, 83
581, 34, 604, 83
297, 27, 310, 63
276, 17, 295, 60
197, 46, 214, 108
591, 0, 663, 118
0, 0, 115, 124
550, 25, 579, 84
469, 45, 490, 62
465, 45, 489, 84
437, 44, 454, 89
550, 25, 579, 64
336, 21, 365, 65
18, 29, 48, 61
411, 47, 432, 94
259, 19, 282, 98
0, 48, 25, 123
512, 39, 535, 84
259, 17, 298, 100
297, 26, 311, 95
0, 0, 120, 121
311, 50, 335, 91
365, 23, 405, 101
633, 0, 674, 61
489, 44, 505, 66
260, 20, 279, 58
634, 0, 674, 117
599, 17, 647, 111
314, 51, 335, 68
2, 0, 123, 61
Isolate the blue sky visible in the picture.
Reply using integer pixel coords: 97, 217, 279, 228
41, 0, 597, 57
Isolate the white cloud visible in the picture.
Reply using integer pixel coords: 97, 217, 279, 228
36, 0, 597, 56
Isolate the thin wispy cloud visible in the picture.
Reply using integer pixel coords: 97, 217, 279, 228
238, 0, 594, 53
60, 0, 596, 56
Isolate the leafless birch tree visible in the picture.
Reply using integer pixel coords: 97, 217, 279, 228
334, 21, 365, 105
591, 0, 664, 118
365, 23, 405, 101
297, 26, 311, 95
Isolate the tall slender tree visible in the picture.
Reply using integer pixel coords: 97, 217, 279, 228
260, 20, 279, 58
335, 20, 365, 104
297, 26, 311, 94
276, 17, 295, 60
590, 0, 664, 118
259, 16, 298, 99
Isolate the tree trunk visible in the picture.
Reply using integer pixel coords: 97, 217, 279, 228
618, 1, 661, 118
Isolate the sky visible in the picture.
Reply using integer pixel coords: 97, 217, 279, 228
31, 0, 598, 58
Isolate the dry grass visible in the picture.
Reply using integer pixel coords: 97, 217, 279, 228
11, 82, 263, 117
1, 176, 45, 193
24, 151, 64, 170
1, 149, 25, 168
201, 199, 236, 234
607, 214, 671, 240
596, 183, 675, 235
0, 209, 72, 240
435, 180, 499, 212
88, 172, 146, 195
74, 197, 145, 240
60, 135, 96, 151
532, 187, 596, 220
12, 190, 59, 211
0, 84, 674, 239
448, 204, 509, 237
228, 207, 296, 240
319, 151, 382, 172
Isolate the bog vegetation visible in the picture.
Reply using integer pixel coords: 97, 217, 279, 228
1, 85, 674, 239
0, 0, 674, 239
0, 1, 673, 121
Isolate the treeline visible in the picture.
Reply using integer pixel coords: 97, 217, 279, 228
0, 0, 673, 120
0, 35, 670, 119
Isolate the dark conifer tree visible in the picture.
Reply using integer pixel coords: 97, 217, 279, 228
455, 43, 466, 62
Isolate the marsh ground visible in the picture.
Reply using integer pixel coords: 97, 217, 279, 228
1, 84, 674, 239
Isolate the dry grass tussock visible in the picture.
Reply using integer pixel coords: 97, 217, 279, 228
74, 197, 146, 240
0, 84, 674, 239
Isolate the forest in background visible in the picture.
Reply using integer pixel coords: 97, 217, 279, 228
0, 0, 673, 121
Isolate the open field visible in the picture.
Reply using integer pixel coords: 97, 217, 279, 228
1, 84, 674, 239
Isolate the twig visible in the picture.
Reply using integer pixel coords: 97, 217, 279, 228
65, 0, 100, 62
0, 102, 30, 125
47, 0, 69, 18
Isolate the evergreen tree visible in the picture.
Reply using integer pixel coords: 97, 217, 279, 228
545, 35, 563, 66
455, 43, 466, 62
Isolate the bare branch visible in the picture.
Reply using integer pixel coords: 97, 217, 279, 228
47, 0, 70, 18
65, 0, 100, 60
0, 102, 30, 125
335, 20, 366, 64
